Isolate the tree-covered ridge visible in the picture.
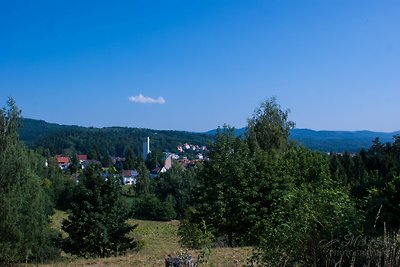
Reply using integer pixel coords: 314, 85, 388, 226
207, 127, 400, 153
20, 118, 400, 156
19, 118, 82, 147
291, 128, 400, 152
19, 118, 214, 157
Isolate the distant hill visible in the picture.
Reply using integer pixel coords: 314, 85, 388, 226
290, 128, 399, 152
206, 127, 400, 153
205, 127, 247, 137
18, 118, 215, 157
19, 118, 399, 155
19, 118, 82, 147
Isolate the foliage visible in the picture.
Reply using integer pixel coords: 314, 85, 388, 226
0, 98, 60, 263
190, 126, 257, 246
62, 165, 137, 258
19, 118, 214, 159
179, 208, 215, 249
133, 193, 177, 221
145, 148, 165, 170
123, 147, 136, 169
5, 97, 400, 266
154, 164, 199, 218
135, 160, 152, 195
130, 161, 199, 222
247, 96, 295, 152
330, 135, 400, 235
179, 99, 367, 266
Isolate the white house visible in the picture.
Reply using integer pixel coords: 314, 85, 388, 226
122, 170, 139, 185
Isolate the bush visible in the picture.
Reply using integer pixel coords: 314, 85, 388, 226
133, 193, 177, 221
179, 208, 214, 249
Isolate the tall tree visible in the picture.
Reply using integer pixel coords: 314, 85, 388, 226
124, 148, 135, 170
182, 126, 257, 246
69, 153, 80, 174
0, 98, 60, 263
135, 160, 151, 195
62, 165, 137, 258
154, 164, 198, 218
247, 97, 295, 153
145, 149, 164, 170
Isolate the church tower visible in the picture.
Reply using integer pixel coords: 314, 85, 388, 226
142, 137, 150, 160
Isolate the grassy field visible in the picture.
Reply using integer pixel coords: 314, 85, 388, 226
38, 210, 251, 267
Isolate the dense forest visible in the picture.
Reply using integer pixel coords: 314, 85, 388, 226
1, 97, 400, 266
20, 118, 399, 156
19, 118, 214, 158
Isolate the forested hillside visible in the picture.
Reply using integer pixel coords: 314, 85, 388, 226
20, 118, 400, 157
19, 118, 214, 157
207, 127, 399, 152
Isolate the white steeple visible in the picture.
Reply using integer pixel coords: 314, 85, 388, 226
143, 137, 150, 160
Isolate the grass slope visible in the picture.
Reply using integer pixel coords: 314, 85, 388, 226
38, 210, 251, 266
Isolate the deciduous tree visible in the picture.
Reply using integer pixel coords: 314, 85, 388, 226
0, 98, 60, 263
247, 96, 295, 153
62, 165, 137, 258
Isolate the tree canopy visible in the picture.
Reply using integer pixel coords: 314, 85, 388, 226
0, 98, 60, 263
62, 165, 137, 258
247, 96, 295, 152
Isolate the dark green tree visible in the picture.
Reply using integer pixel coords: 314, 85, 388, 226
145, 149, 164, 170
124, 148, 135, 170
100, 152, 112, 168
154, 164, 198, 218
133, 193, 177, 221
135, 160, 151, 195
252, 147, 362, 266
0, 98, 60, 263
62, 165, 137, 258
69, 153, 80, 174
182, 126, 257, 247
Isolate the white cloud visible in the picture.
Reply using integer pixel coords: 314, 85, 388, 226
128, 94, 166, 104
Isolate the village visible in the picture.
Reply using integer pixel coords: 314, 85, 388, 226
54, 137, 208, 185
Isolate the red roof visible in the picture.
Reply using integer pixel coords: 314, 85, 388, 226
77, 154, 88, 161
56, 156, 70, 164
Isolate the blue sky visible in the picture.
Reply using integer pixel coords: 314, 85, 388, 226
0, 0, 399, 132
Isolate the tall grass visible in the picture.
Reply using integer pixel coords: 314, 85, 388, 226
322, 226, 400, 267
40, 213, 251, 266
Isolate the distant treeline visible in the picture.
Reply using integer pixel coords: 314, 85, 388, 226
19, 118, 214, 158
208, 127, 400, 153
20, 118, 400, 157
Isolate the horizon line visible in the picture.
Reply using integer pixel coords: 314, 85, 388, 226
21, 117, 400, 134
